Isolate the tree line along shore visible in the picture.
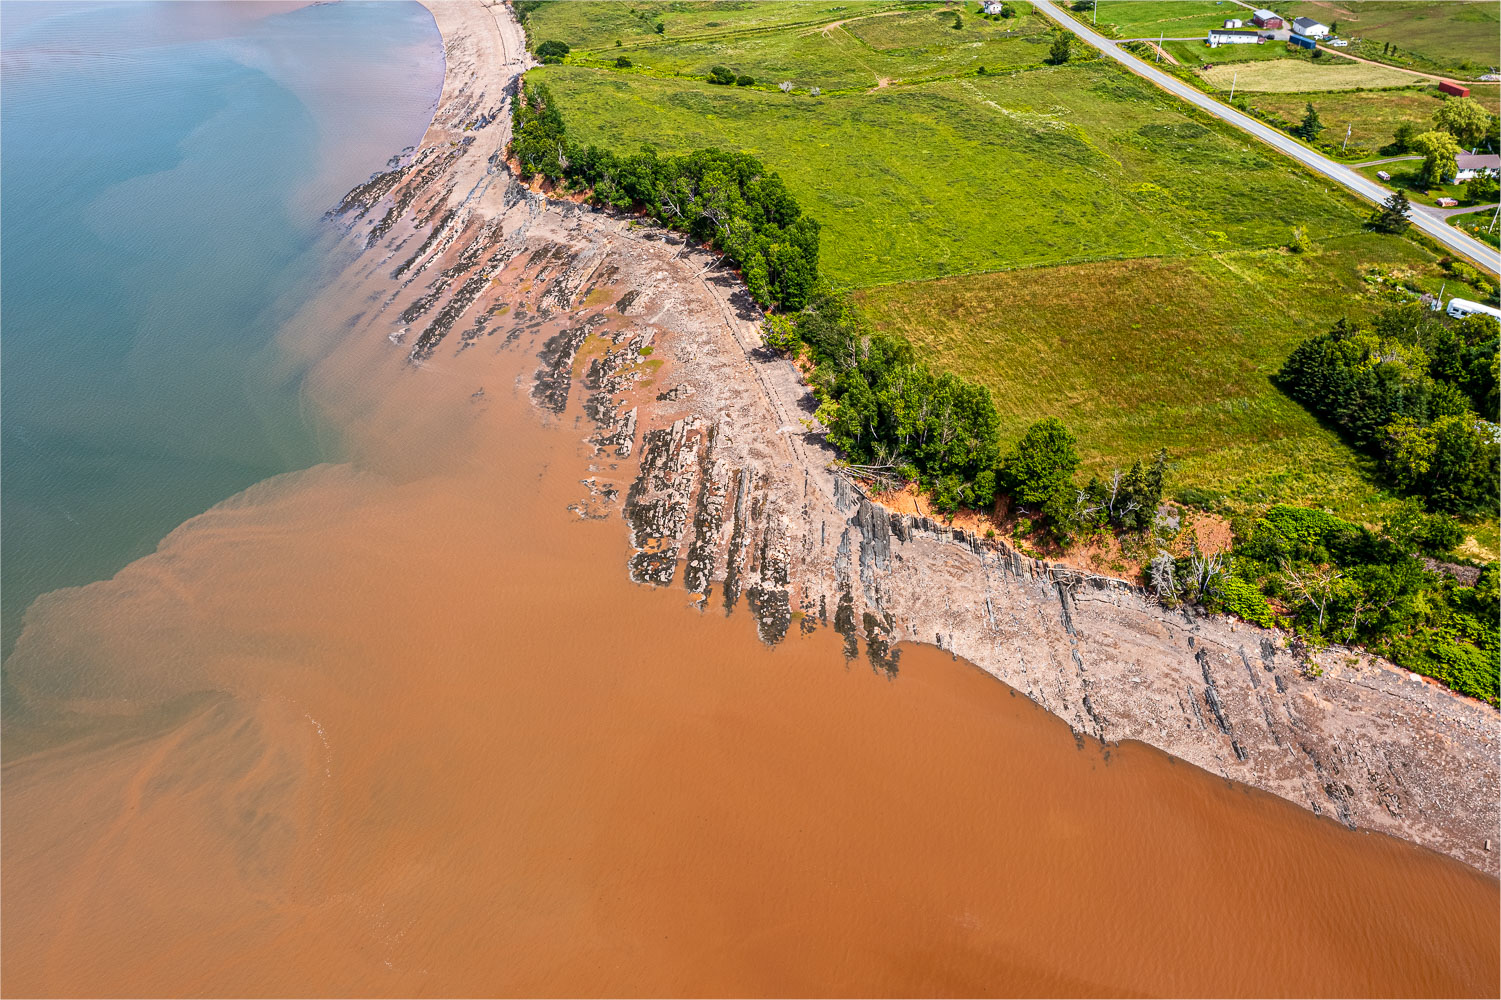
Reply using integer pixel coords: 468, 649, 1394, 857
507, 0, 1498, 706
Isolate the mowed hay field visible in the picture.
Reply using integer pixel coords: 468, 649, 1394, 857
1199, 57, 1419, 91
535, 60, 1366, 285
854, 234, 1476, 528
1282, 0, 1501, 77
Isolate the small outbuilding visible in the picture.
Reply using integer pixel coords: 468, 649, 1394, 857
1208, 28, 1262, 46
1223, 17, 1243, 28
1250, 8, 1283, 28
1291, 16, 1329, 37
1288, 33, 1316, 49
1438, 80, 1471, 98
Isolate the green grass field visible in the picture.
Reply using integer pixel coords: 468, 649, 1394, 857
567, 9, 1053, 92
1281, 1, 1501, 79
521, 1, 1496, 550
523, 1, 907, 53
536, 59, 1369, 286
1064, 0, 1248, 40
853, 233, 1491, 537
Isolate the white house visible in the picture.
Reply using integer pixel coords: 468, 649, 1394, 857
1291, 16, 1329, 37
1208, 28, 1262, 46
980, 0, 1005, 12
1452, 152, 1501, 183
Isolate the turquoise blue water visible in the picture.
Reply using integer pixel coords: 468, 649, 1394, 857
2, 2, 443, 650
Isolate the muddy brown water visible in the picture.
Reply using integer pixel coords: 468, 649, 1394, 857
3, 242, 1498, 998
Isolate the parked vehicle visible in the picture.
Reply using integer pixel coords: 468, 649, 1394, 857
1446, 297, 1501, 321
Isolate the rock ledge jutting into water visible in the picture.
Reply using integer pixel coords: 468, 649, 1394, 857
331, 0, 1499, 876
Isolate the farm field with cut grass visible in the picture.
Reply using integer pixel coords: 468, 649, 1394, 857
535, 59, 1368, 286
1198, 54, 1417, 91
854, 232, 1498, 550
1281, 1, 1501, 79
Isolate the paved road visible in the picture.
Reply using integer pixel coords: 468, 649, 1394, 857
1034, 0, 1501, 272
1355, 154, 1422, 167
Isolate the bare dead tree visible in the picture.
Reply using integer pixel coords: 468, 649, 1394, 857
1187, 542, 1227, 602
1071, 489, 1103, 524
1149, 551, 1178, 603
1281, 559, 1341, 631
1103, 469, 1140, 525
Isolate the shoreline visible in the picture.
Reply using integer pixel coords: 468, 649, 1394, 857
348, 1, 1498, 875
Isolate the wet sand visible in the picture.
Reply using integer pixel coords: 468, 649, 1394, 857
3, 2, 1498, 996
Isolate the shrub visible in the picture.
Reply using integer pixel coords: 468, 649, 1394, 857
1466, 173, 1499, 204
1047, 30, 1072, 65
707, 65, 736, 85
735, 74, 754, 87
1218, 575, 1276, 628
614, 56, 632, 68
998, 418, 1079, 507
933, 474, 966, 513
536, 40, 570, 60
762, 314, 798, 353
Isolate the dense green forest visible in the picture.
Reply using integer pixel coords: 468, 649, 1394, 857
1277, 302, 1499, 515
1183, 504, 1498, 705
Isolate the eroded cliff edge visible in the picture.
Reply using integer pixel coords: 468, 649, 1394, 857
346, 0, 1499, 875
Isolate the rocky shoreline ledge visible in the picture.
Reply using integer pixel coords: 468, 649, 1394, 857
346, 0, 1497, 875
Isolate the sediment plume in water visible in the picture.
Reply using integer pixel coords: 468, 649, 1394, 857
3, 2, 1498, 996
3, 241, 1498, 996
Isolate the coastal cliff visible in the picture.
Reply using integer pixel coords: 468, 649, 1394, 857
348, 0, 1498, 875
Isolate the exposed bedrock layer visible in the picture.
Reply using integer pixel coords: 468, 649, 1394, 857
339, 0, 1498, 874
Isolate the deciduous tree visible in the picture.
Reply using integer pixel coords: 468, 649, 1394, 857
1412, 129, 1462, 188
1433, 96, 1490, 148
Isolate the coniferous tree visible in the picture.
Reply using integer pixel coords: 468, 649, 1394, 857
1369, 190, 1411, 233
1293, 102, 1323, 142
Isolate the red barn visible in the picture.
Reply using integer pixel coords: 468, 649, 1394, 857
1250, 8, 1283, 28
1438, 80, 1471, 98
